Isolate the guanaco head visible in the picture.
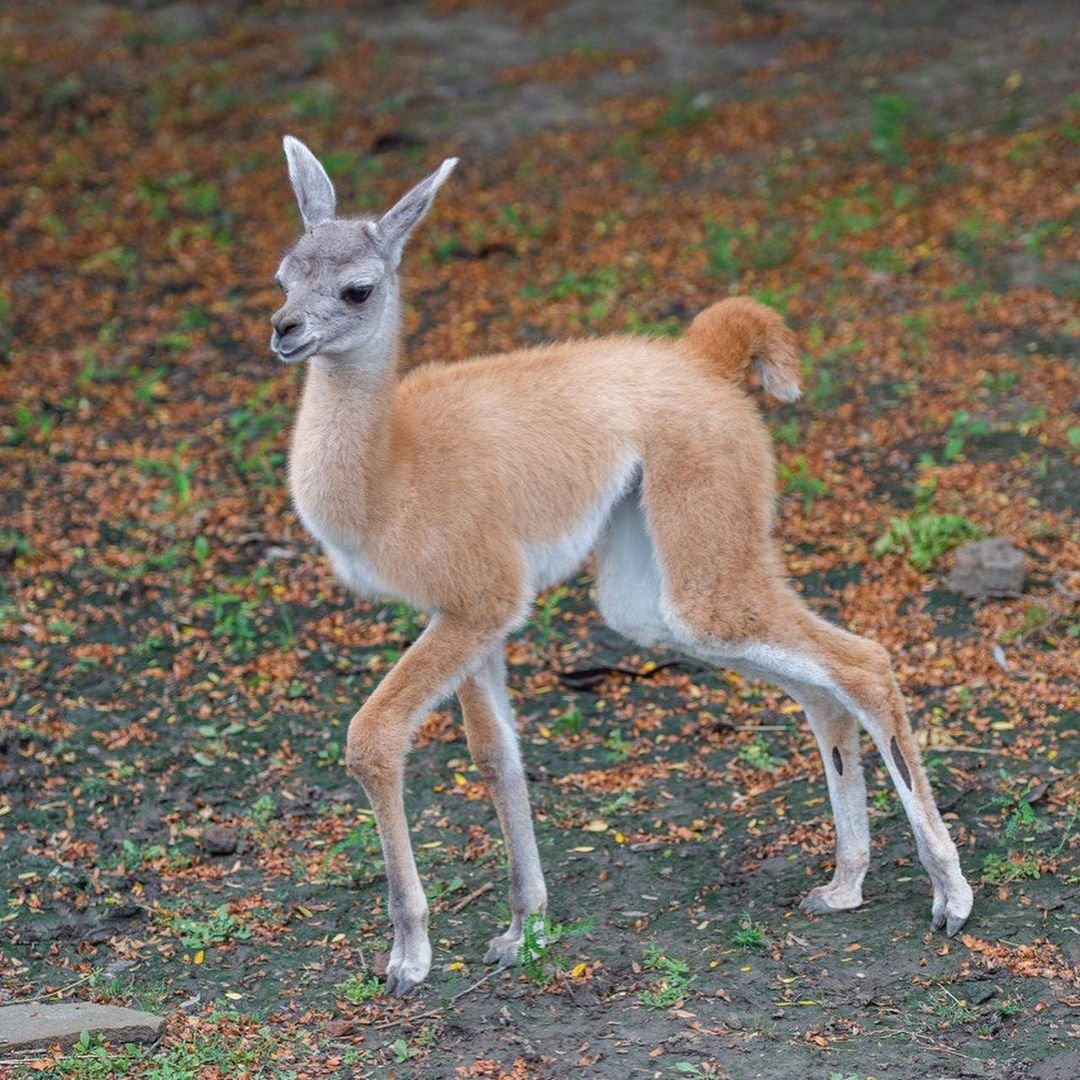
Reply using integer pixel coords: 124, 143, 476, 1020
271, 136, 457, 364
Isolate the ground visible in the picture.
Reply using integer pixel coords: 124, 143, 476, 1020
1, 1, 1078, 1077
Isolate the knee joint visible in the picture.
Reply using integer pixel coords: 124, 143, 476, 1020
345, 728, 402, 786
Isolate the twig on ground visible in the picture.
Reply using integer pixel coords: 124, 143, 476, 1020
4, 971, 95, 1006
925, 745, 1012, 757
447, 881, 494, 915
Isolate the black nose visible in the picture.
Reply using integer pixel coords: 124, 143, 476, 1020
275, 316, 301, 338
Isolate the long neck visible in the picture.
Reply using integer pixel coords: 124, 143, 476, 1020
290, 294, 402, 534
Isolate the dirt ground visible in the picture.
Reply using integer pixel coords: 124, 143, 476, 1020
1, 1, 1078, 1077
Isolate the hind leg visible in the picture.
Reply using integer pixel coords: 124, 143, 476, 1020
636, 440, 971, 934
597, 493, 869, 913
679, 599, 973, 935
458, 650, 547, 967
777, 680, 870, 913
788, 608, 972, 933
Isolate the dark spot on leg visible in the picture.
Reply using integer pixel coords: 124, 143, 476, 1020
831, 746, 843, 775
890, 736, 912, 791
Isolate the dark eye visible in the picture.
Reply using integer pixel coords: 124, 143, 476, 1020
341, 285, 373, 304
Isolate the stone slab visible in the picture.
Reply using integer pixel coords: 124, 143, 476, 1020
947, 537, 1026, 598
0, 1002, 165, 1051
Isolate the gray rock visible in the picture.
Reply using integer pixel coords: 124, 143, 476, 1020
0, 1002, 164, 1051
202, 824, 238, 855
947, 538, 1025, 598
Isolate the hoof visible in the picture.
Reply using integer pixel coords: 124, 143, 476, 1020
483, 932, 522, 968
383, 938, 432, 997
799, 884, 863, 915
930, 875, 974, 937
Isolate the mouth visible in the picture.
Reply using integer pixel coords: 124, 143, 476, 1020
271, 333, 319, 363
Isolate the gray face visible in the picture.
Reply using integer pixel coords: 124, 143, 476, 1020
270, 136, 457, 366
271, 219, 392, 364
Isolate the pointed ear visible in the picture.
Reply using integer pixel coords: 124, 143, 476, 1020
283, 135, 336, 231
375, 158, 458, 264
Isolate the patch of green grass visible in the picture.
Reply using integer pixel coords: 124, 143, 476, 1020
249, 793, 276, 824
978, 775, 1079, 884
639, 944, 697, 1008
801, 330, 863, 409
873, 479, 982, 571
317, 740, 345, 768
732, 912, 769, 951
603, 727, 632, 763
751, 222, 795, 270
950, 212, 1006, 268
625, 311, 683, 336
335, 973, 382, 1003
980, 370, 1018, 397
165, 904, 251, 949
499, 203, 549, 241
600, 792, 633, 817
527, 585, 569, 645
811, 190, 881, 242
942, 410, 990, 462
40, 1031, 143, 1078
924, 986, 980, 1029
1015, 405, 1046, 436
517, 913, 593, 987
999, 603, 1064, 644
773, 417, 799, 447
228, 380, 289, 485
113, 839, 190, 872
79, 245, 139, 288
660, 84, 711, 130
521, 268, 619, 303
981, 851, 1041, 884
869, 93, 915, 165
738, 735, 781, 772
392, 1037, 417, 1063
5, 403, 54, 446
0, 529, 33, 557
133, 445, 194, 508
751, 283, 799, 315
389, 602, 426, 642
701, 217, 796, 283
702, 218, 742, 280
864, 246, 906, 274
873, 512, 981, 571
554, 707, 584, 736
899, 309, 932, 359
778, 455, 827, 510
195, 588, 259, 655
290, 86, 339, 123
674, 1063, 725, 1078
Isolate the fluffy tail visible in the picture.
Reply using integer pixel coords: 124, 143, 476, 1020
683, 297, 801, 403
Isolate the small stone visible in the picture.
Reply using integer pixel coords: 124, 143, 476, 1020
326, 1018, 357, 1038
202, 825, 238, 856
0, 1002, 165, 1052
947, 538, 1025, 598
966, 982, 998, 1005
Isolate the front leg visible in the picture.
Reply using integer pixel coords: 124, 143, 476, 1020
345, 614, 507, 996
459, 651, 547, 967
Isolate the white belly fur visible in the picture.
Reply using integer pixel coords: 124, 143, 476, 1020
523, 458, 641, 593
299, 457, 642, 607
